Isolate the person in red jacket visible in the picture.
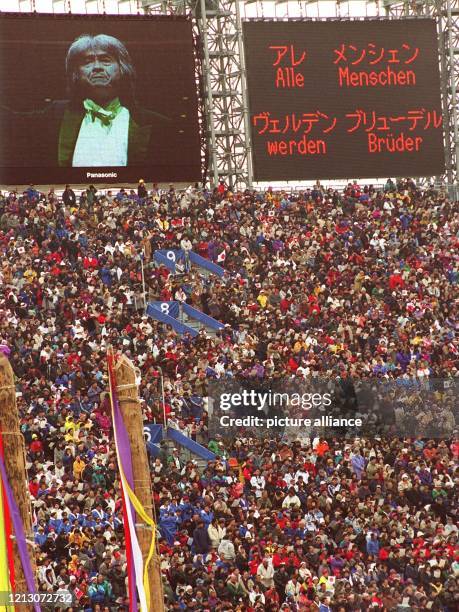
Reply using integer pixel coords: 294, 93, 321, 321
389, 272, 404, 290
29, 434, 43, 457
29, 477, 40, 498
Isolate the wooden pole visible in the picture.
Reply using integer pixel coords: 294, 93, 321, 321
0, 353, 36, 611
113, 354, 164, 612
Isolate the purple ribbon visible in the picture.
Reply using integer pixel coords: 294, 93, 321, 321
109, 361, 139, 612
0, 345, 11, 357
0, 455, 41, 612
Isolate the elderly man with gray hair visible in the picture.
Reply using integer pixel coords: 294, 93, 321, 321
61, 33, 169, 167
3, 33, 172, 168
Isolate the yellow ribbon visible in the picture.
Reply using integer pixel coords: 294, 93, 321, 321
107, 351, 157, 612
117, 464, 156, 610
0, 470, 14, 612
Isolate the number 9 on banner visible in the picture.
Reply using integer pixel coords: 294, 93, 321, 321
166, 251, 176, 262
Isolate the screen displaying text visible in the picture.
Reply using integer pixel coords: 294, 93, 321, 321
243, 19, 445, 181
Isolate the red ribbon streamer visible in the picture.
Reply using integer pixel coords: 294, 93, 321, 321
0, 423, 16, 591
107, 351, 137, 611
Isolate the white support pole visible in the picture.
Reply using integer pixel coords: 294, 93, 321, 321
446, 0, 459, 181
200, 0, 219, 186
235, 0, 254, 187
140, 249, 147, 310
155, 365, 168, 428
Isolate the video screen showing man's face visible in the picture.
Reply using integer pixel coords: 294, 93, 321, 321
76, 45, 122, 98
0, 14, 201, 183
64, 34, 145, 169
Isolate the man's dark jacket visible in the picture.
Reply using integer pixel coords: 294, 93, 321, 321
1, 100, 177, 167
192, 525, 211, 554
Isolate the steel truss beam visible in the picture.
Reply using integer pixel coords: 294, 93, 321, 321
145, 0, 458, 187
13, 0, 459, 187
142, 0, 252, 190
195, 0, 251, 189
384, 0, 459, 184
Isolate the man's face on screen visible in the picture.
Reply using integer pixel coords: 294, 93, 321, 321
77, 48, 121, 104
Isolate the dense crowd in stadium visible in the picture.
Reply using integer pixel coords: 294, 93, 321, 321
0, 179, 458, 611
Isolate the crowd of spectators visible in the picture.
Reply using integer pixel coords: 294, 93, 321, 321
0, 178, 457, 611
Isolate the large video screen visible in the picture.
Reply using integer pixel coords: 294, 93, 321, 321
0, 13, 201, 184
243, 19, 445, 181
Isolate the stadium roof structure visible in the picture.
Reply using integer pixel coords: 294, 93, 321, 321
5, 0, 459, 190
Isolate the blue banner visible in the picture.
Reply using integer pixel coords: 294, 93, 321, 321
146, 442, 161, 458
154, 249, 224, 277
144, 423, 163, 444
149, 301, 180, 320
146, 303, 198, 337
153, 251, 176, 273
189, 251, 225, 278
155, 249, 187, 272
144, 425, 216, 462
167, 427, 216, 461
156, 249, 185, 261
182, 303, 225, 331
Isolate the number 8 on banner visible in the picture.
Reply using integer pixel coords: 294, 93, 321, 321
160, 303, 170, 315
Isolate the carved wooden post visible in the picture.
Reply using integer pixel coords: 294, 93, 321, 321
0, 353, 36, 611
114, 354, 164, 611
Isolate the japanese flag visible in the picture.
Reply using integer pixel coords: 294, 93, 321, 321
217, 251, 226, 263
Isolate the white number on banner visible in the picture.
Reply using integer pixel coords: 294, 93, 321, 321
144, 426, 151, 442
166, 251, 176, 262
160, 303, 170, 315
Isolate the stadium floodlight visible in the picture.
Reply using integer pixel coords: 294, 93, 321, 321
51, 0, 73, 10
140, 0, 219, 12
140, 0, 175, 6
140, 0, 192, 13
381, 0, 402, 5
116, 0, 141, 10
18, 0, 34, 11
84, 0, 98, 9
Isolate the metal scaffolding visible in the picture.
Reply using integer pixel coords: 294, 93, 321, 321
148, 0, 459, 188
444, 0, 459, 184
383, 0, 459, 185
10, 0, 459, 187
383, 0, 459, 183
197, 0, 252, 187
143, 0, 251, 189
